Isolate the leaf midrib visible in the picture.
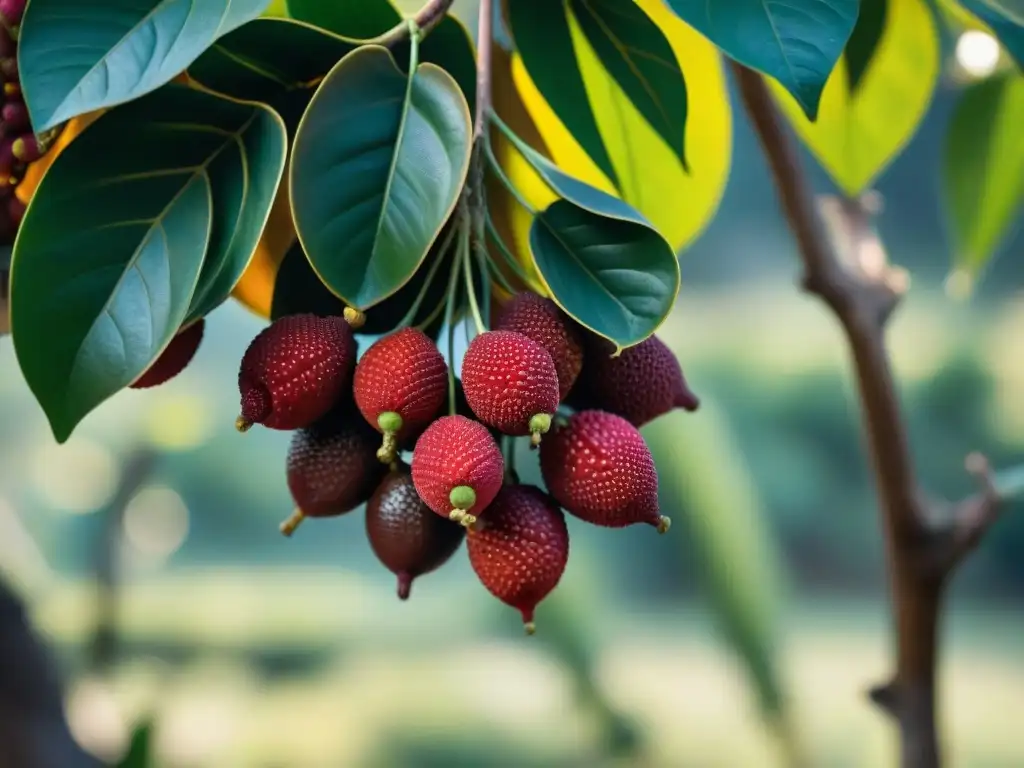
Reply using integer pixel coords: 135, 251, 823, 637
65, 112, 258, 389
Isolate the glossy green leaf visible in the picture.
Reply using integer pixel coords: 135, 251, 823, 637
287, 0, 399, 38
18, 0, 270, 132
529, 201, 678, 350
944, 74, 1024, 278
290, 46, 472, 309
285, 0, 477, 109
115, 721, 154, 768
185, 100, 288, 323
11, 85, 284, 442
508, 0, 619, 184
845, 0, 889, 92
189, 17, 357, 133
495, 114, 679, 348
663, 0, 860, 118
958, 0, 1024, 68
771, 0, 939, 196
568, 0, 689, 170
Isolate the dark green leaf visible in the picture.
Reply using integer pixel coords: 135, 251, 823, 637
286, 0, 399, 38
290, 46, 472, 309
270, 242, 346, 320
844, 0, 888, 93
494, 114, 679, 348
663, 0, 860, 119
530, 201, 678, 350
11, 85, 284, 442
568, 0, 689, 170
189, 18, 357, 135
943, 73, 1024, 278
185, 100, 288, 323
508, 0, 620, 184
417, 17, 479, 114
19, 0, 270, 131
958, 0, 1024, 68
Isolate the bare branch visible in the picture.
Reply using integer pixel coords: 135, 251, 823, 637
730, 62, 1017, 768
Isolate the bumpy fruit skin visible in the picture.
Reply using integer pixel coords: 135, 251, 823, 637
540, 410, 669, 532
461, 330, 559, 443
353, 327, 448, 461
284, 402, 386, 534
411, 415, 504, 528
366, 467, 465, 600
130, 319, 204, 389
467, 484, 569, 634
579, 335, 699, 427
496, 293, 584, 399
237, 313, 356, 432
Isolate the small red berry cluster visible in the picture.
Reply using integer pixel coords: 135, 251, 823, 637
0, 0, 40, 242
136, 292, 699, 632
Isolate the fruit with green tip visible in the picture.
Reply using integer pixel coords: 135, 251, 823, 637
11, 134, 39, 163
495, 293, 583, 399
236, 313, 356, 432
353, 327, 448, 463
540, 410, 669, 532
366, 466, 465, 600
130, 319, 204, 389
0, 0, 24, 26
411, 415, 504, 529
577, 335, 699, 427
467, 484, 569, 635
461, 330, 559, 445
282, 401, 386, 536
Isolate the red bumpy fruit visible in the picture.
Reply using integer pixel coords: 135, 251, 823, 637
467, 484, 569, 634
496, 293, 584, 400
411, 415, 504, 528
353, 327, 448, 463
236, 313, 356, 432
130, 319, 204, 389
580, 335, 699, 427
461, 330, 559, 445
366, 467, 465, 600
540, 410, 669, 532
282, 402, 386, 536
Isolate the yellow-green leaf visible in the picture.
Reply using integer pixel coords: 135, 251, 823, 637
770, 0, 940, 196
512, 0, 731, 253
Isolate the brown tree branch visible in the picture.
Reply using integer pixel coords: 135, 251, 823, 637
370, 0, 457, 48
731, 62, 1015, 768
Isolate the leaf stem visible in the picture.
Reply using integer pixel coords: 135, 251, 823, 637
369, 0, 455, 48
474, 239, 497, 316
484, 137, 536, 215
462, 224, 487, 335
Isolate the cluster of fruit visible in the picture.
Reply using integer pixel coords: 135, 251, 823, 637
0, 0, 41, 244
138, 292, 698, 633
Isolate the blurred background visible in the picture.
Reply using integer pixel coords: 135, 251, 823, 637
2, 2, 1023, 767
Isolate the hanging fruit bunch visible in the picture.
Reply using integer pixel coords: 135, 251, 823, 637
3, 1, 704, 632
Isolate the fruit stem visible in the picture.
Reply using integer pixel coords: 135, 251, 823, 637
529, 413, 552, 447
280, 509, 305, 537
400, 220, 460, 329
448, 509, 478, 528
442, 208, 469, 416
376, 412, 403, 463
484, 211, 545, 295
656, 515, 671, 535
461, 226, 487, 336
524, 621, 536, 636
235, 416, 252, 433
502, 435, 520, 484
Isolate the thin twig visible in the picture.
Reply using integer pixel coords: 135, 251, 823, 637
474, 0, 494, 142
731, 62, 1015, 768
369, 0, 456, 48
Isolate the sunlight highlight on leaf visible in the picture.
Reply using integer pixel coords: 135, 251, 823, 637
770, 0, 939, 196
